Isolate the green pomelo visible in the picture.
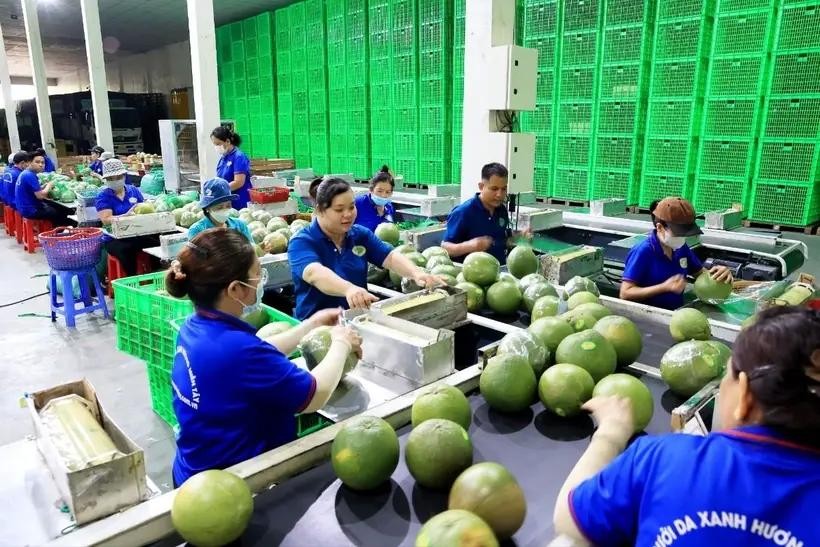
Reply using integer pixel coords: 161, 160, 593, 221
456, 282, 485, 312
528, 317, 575, 353
250, 228, 268, 244
299, 326, 359, 374
560, 309, 599, 332
426, 254, 454, 271
375, 222, 401, 246
519, 273, 549, 293
422, 245, 449, 260
480, 354, 537, 413
252, 210, 273, 224
256, 321, 292, 339
660, 340, 724, 397
367, 264, 388, 284
411, 384, 472, 430
134, 202, 155, 214
389, 269, 402, 288
394, 243, 417, 254
246, 220, 265, 233
563, 276, 600, 299
555, 330, 617, 383
439, 274, 458, 287
593, 373, 655, 432
497, 330, 549, 377
522, 283, 559, 313
262, 232, 288, 254
669, 308, 711, 342
538, 363, 595, 417
415, 510, 498, 547
456, 272, 466, 284
531, 295, 561, 321
567, 291, 600, 310
694, 273, 732, 302
486, 281, 522, 315
448, 462, 527, 540
405, 419, 473, 490
593, 316, 643, 367
405, 251, 428, 268
507, 246, 539, 279
331, 415, 399, 490
431, 264, 460, 278
571, 302, 612, 321
496, 272, 519, 285
171, 470, 253, 547
704, 340, 732, 376
266, 217, 288, 232
462, 252, 501, 287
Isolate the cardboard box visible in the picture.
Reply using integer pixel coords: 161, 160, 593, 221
27, 379, 148, 525
109, 212, 176, 238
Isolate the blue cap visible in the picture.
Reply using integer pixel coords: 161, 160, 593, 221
199, 178, 237, 209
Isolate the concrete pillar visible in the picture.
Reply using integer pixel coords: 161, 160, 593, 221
21, 0, 57, 167
186, 0, 221, 183
0, 23, 20, 151
80, 0, 114, 152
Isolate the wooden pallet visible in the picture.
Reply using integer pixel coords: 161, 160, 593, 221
742, 219, 819, 235
401, 182, 429, 190
542, 197, 588, 207
250, 158, 296, 175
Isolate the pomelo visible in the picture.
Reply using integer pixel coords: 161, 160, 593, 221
251, 228, 268, 244
415, 510, 498, 547
480, 354, 537, 413
411, 384, 472, 430
694, 273, 732, 302
456, 282, 485, 312
180, 211, 198, 228
367, 264, 388, 284
254, 244, 266, 257
528, 316, 575, 353
660, 340, 724, 397
394, 243, 417, 254
246, 220, 265, 233
497, 330, 549, 377
522, 283, 559, 313
134, 202, 155, 215
593, 373, 654, 432
422, 246, 449, 260
171, 470, 253, 547
244, 308, 270, 330
496, 272, 519, 285
375, 222, 401, 246
253, 210, 274, 224
538, 363, 594, 417
299, 326, 359, 374
555, 330, 617, 383
669, 308, 711, 342
431, 264, 460, 278
331, 415, 399, 490
426, 254, 454, 270
567, 291, 599, 310
560, 309, 599, 332
571, 302, 611, 321
448, 462, 526, 540
389, 269, 402, 287
274, 227, 292, 242
704, 340, 731, 375
405, 251, 428, 268
486, 281, 522, 315
256, 321, 292, 340
405, 419, 473, 489
531, 295, 560, 321
463, 252, 501, 287
563, 276, 600, 299
266, 217, 287, 232
402, 277, 423, 293
290, 219, 309, 233
456, 272, 466, 284
438, 274, 458, 287
507, 246, 539, 279
262, 232, 288, 254
519, 273, 549, 293
593, 316, 643, 367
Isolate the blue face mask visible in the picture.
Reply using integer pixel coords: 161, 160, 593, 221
233, 270, 268, 319
371, 195, 391, 207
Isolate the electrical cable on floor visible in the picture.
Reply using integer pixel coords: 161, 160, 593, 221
0, 291, 49, 308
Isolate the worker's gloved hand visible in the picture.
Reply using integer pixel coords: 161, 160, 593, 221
345, 285, 379, 310
709, 265, 733, 284
331, 325, 363, 359
664, 274, 687, 294
414, 271, 447, 289
308, 307, 343, 329
583, 396, 635, 449
470, 236, 494, 253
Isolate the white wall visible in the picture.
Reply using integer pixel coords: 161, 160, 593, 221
106, 40, 193, 95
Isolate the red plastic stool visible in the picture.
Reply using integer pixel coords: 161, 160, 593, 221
3, 205, 14, 237
21, 218, 53, 253
15, 210, 23, 244
107, 252, 153, 297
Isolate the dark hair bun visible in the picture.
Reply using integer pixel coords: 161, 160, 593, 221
164, 268, 189, 298
380, 165, 390, 174
309, 177, 324, 200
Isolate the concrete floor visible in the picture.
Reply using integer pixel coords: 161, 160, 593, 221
1, 222, 818, 499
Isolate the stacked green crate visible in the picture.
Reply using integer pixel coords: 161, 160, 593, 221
392, 0, 420, 182
346, 0, 370, 178
369, 0, 394, 175
451, 0, 465, 184
306, 0, 330, 173
292, 2, 312, 168
216, 25, 231, 116
553, 0, 604, 201
418, 0, 451, 184
750, 1, 820, 226
639, 0, 716, 208
246, 13, 278, 159
591, 0, 655, 204
328, 0, 348, 172
230, 21, 250, 151
276, 8, 294, 158
693, 0, 779, 214
520, 0, 560, 198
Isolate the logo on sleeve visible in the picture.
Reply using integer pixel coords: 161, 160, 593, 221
129, 197, 137, 204
352, 245, 366, 257
680, 257, 688, 269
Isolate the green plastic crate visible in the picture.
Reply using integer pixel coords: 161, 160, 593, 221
525, 36, 558, 71
419, 131, 450, 158
347, 109, 368, 134
597, 101, 639, 134
692, 177, 750, 213
393, 0, 417, 29
275, 9, 290, 49
595, 136, 637, 170
655, 18, 711, 60
557, 102, 593, 134
605, 0, 650, 25
707, 57, 767, 96
562, 0, 600, 31
644, 138, 691, 173
553, 168, 591, 201
697, 139, 755, 178
559, 67, 597, 99
524, 1, 558, 39
309, 110, 328, 134
599, 64, 643, 99
535, 133, 552, 165
230, 21, 243, 42
761, 97, 820, 139
419, 78, 448, 106
419, 0, 451, 24
232, 41, 245, 60
146, 361, 177, 430
770, 52, 820, 95
775, 3, 820, 51
658, 0, 714, 21
419, 159, 450, 184
639, 173, 693, 207
243, 17, 257, 39
245, 38, 259, 59
755, 139, 820, 182
347, 10, 367, 39
296, 413, 333, 438
591, 169, 639, 202
369, 2, 391, 34
601, 25, 646, 64
535, 70, 555, 103
276, 50, 291, 74
420, 19, 449, 52
702, 98, 761, 138
394, 156, 419, 182
394, 132, 418, 157
647, 99, 701, 137
713, 10, 774, 56
534, 164, 551, 197
257, 12, 273, 37
719, 0, 775, 13
370, 30, 392, 60
561, 30, 598, 67
749, 180, 820, 225
556, 135, 591, 167
394, 80, 418, 106
420, 49, 449, 79
521, 105, 553, 134
419, 105, 448, 132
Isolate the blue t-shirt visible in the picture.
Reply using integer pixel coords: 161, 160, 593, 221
95, 185, 144, 216
216, 148, 252, 209
570, 425, 820, 547
2, 165, 21, 207
43, 156, 56, 173
354, 193, 395, 232
172, 309, 316, 486
187, 215, 254, 243
90, 160, 104, 175
443, 194, 510, 264
288, 220, 394, 320
15, 170, 43, 217
622, 231, 703, 310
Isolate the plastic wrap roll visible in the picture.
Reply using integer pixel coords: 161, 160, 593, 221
39, 394, 123, 472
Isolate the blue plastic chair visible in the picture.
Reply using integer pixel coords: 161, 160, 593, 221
49, 267, 110, 327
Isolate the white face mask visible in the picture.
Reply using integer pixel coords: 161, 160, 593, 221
107, 178, 125, 191
661, 231, 686, 250
215, 145, 227, 156
209, 209, 231, 224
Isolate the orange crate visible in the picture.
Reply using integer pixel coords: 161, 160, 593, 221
250, 187, 290, 203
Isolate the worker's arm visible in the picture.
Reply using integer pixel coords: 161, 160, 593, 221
619, 277, 685, 302
228, 173, 246, 192
34, 182, 53, 200
303, 262, 379, 309
383, 251, 444, 288
442, 236, 492, 258
97, 205, 137, 224
262, 308, 342, 355
302, 326, 362, 412
696, 265, 733, 283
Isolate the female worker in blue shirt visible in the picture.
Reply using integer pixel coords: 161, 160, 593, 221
354, 165, 396, 232
620, 197, 732, 309
89, 146, 105, 176
553, 306, 820, 547
212, 126, 252, 209
166, 228, 362, 486
288, 177, 443, 320
186, 177, 253, 243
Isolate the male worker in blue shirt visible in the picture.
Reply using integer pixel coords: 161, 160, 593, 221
442, 162, 513, 264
